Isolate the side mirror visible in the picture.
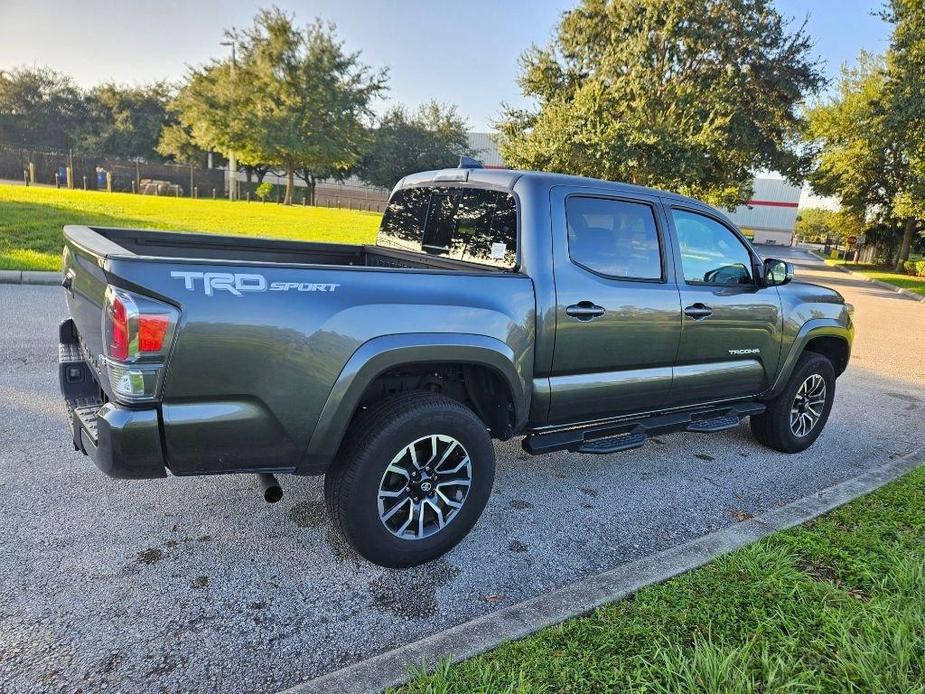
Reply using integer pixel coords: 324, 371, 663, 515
763, 258, 794, 286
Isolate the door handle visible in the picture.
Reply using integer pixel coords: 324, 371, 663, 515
683, 303, 713, 320
566, 301, 606, 321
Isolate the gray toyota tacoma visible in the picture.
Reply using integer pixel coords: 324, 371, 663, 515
59, 163, 853, 567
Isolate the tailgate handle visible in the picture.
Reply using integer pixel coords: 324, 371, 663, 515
62, 269, 76, 294
566, 301, 606, 321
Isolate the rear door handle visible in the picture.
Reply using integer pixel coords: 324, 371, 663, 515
566, 301, 606, 321
683, 303, 713, 320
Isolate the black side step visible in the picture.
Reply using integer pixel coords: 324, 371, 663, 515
577, 429, 646, 455
522, 401, 766, 457
687, 415, 741, 433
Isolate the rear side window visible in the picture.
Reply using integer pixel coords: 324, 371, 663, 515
378, 187, 518, 268
566, 196, 662, 280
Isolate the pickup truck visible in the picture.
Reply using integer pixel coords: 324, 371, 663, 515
59, 163, 853, 568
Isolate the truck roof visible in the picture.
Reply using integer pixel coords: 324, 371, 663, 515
396, 167, 711, 209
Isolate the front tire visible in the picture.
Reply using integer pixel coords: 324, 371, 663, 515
751, 352, 836, 453
324, 392, 495, 568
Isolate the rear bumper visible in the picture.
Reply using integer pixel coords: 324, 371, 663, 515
59, 319, 167, 479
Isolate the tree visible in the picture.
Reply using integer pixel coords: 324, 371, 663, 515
881, 0, 925, 270
243, 11, 388, 203
808, 2, 925, 272
168, 58, 255, 167
156, 123, 209, 168
170, 9, 386, 204
807, 55, 893, 220
0, 66, 85, 149
497, 0, 825, 208
356, 102, 472, 189
794, 208, 838, 243
80, 82, 172, 159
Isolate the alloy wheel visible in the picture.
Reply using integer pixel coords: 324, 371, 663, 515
377, 434, 473, 540
790, 373, 827, 438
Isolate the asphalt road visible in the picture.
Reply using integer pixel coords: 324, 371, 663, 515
2, 247, 923, 692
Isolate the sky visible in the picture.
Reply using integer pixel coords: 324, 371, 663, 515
0, 0, 894, 132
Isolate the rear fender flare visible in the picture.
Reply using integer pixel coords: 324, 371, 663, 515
297, 333, 527, 474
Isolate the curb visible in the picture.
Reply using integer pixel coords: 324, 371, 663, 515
807, 252, 925, 303
0, 270, 61, 286
281, 450, 924, 694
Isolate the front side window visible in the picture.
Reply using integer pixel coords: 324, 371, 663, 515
378, 187, 517, 268
672, 209, 753, 286
566, 196, 662, 280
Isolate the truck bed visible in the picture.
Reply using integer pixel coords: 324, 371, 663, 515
67, 225, 507, 272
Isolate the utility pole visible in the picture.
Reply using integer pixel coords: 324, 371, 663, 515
221, 36, 238, 201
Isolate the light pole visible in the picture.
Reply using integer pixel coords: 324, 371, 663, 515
220, 38, 238, 201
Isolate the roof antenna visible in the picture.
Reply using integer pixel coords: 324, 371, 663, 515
458, 156, 484, 169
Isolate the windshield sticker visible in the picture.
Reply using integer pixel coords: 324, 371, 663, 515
490, 242, 507, 259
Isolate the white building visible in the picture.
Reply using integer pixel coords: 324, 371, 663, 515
726, 178, 802, 246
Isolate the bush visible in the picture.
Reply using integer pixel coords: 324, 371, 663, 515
902, 260, 925, 276
255, 182, 273, 202
829, 249, 840, 260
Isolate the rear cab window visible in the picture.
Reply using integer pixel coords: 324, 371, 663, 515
377, 186, 518, 269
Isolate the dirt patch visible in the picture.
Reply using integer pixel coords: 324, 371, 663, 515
508, 540, 529, 553
288, 501, 326, 528
191, 575, 209, 589
136, 548, 163, 564
798, 560, 867, 600
580, 488, 598, 498
695, 453, 716, 462
369, 559, 459, 619
510, 499, 532, 510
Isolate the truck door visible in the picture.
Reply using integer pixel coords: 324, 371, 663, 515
547, 188, 682, 424
664, 205, 783, 405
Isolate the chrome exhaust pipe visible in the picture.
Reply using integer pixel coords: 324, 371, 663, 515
257, 473, 283, 503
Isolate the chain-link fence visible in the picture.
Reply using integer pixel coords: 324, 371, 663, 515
0, 142, 390, 212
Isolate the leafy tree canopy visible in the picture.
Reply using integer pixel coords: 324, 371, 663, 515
498, 0, 825, 209
0, 66, 85, 150
171, 7, 388, 204
81, 82, 173, 159
357, 101, 472, 189
808, 0, 925, 270
794, 208, 838, 241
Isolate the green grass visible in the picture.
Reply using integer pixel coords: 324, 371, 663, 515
824, 259, 925, 297
0, 184, 382, 271
399, 465, 925, 693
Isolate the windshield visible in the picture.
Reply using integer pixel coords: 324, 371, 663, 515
377, 186, 518, 269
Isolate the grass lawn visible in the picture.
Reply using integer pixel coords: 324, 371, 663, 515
399, 465, 925, 692
0, 183, 382, 271
824, 259, 925, 297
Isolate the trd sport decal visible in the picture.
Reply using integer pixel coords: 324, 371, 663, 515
170, 271, 339, 296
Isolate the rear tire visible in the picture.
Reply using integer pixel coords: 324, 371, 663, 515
751, 352, 835, 453
324, 392, 495, 568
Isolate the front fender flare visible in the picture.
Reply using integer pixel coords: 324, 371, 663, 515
296, 333, 528, 474
762, 319, 853, 400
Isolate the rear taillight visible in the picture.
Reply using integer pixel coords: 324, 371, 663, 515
105, 292, 129, 360
102, 286, 179, 402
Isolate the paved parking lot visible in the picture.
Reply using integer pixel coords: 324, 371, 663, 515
1, 247, 923, 692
